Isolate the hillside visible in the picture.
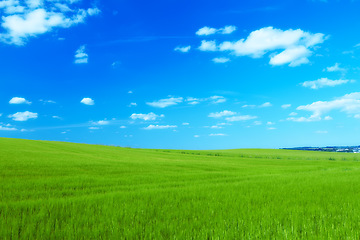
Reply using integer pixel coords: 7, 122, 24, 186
1, 138, 360, 239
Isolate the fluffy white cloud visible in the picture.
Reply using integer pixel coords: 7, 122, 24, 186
325, 63, 346, 72
196, 25, 237, 36
143, 125, 177, 130
301, 78, 353, 89
208, 110, 236, 118
292, 92, 360, 120
9, 97, 31, 104
212, 57, 230, 63
174, 45, 191, 53
130, 112, 164, 121
209, 95, 226, 104
0, 1, 100, 45
210, 26, 326, 66
8, 111, 37, 121
226, 115, 257, 121
198, 40, 217, 51
74, 45, 88, 64
282, 104, 291, 109
80, 97, 94, 105
146, 97, 183, 108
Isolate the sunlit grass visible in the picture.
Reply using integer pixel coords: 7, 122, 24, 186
1, 137, 360, 239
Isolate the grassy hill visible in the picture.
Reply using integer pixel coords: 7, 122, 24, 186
1, 137, 360, 239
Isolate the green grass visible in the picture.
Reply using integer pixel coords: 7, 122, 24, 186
1, 137, 360, 239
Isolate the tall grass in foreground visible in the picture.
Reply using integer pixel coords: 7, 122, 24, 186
1, 138, 360, 239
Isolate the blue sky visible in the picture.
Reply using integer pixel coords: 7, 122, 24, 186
1, 0, 360, 149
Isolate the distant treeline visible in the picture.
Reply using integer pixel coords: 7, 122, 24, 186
282, 146, 360, 153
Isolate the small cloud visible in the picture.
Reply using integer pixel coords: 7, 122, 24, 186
143, 125, 177, 130
267, 121, 275, 125
254, 121, 262, 125
289, 112, 298, 116
208, 110, 236, 118
226, 115, 257, 122
174, 45, 191, 53
74, 45, 88, 64
40, 99, 56, 104
89, 127, 100, 130
9, 97, 31, 104
259, 102, 272, 108
8, 111, 38, 121
209, 95, 226, 104
301, 78, 353, 89
212, 57, 230, 63
130, 112, 164, 121
52, 116, 62, 119
119, 126, 127, 129
112, 61, 121, 68
81, 97, 94, 105
128, 102, 137, 107
194, 135, 200, 138
281, 104, 291, 109
92, 120, 110, 125
324, 116, 332, 120
146, 97, 183, 108
198, 40, 217, 51
128, 91, 133, 94
325, 63, 346, 72
267, 127, 276, 130
209, 133, 227, 136
182, 122, 190, 125
0, 125, 17, 131
242, 104, 256, 108
196, 25, 237, 36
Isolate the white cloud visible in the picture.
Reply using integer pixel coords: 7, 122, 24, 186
146, 97, 183, 108
52, 115, 61, 119
209, 133, 227, 136
292, 92, 360, 120
89, 126, 99, 130
174, 45, 191, 53
128, 90, 133, 94
40, 99, 56, 104
9, 97, 31, 104
196, 25, 237, 36
259, 102, 272, 108
212, 57, 230, 63
242, 104, 256, 108
80, 97, 94, 105
194, 135, 200, 138
208, 110, 236, 118
226, 115, 257, 122
74, 45, 88, 64
128, 102, 137, 107
92, 120, 109, 125
119, 126, 126, 129
282, 104, 291, 109
0, 125, 17, 131
209, 95, 226, 104
324, 116, 332, 120
216, 26, 325, 66
130, 112, 164, 121
301, 78, 353, 89
254, 121, 262, 125
143, 125, 177, 130
267, 127, 276, 130
267, 121, 275, 125
198, 40, 217, 51
8, 111, 37, 121
289, 112, 298, 116
0, 2, 100, 45
182, 122, 189, 125
325, 63, 346, 72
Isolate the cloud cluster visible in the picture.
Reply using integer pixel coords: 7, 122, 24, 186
301, 78, 353, 89
74, 45, 88, 64
198, 26, 326, 67
196, 26, 237, 36
289, 92, 360, 121
208, 110, 257, 122
0, 0, 100, 45
146, 95, 226, 108
146, 97, 183, 108
8, 111, 38, 121
130, 112, 164, 121
208, 110, 236, 118
143, 125, 177, 130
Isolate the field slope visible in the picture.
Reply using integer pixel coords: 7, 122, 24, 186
1, 137, 360, 239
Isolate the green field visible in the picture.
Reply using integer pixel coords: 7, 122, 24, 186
1, 137, 360, 239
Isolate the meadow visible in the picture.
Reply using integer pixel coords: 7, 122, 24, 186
1, 137, 360, 239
